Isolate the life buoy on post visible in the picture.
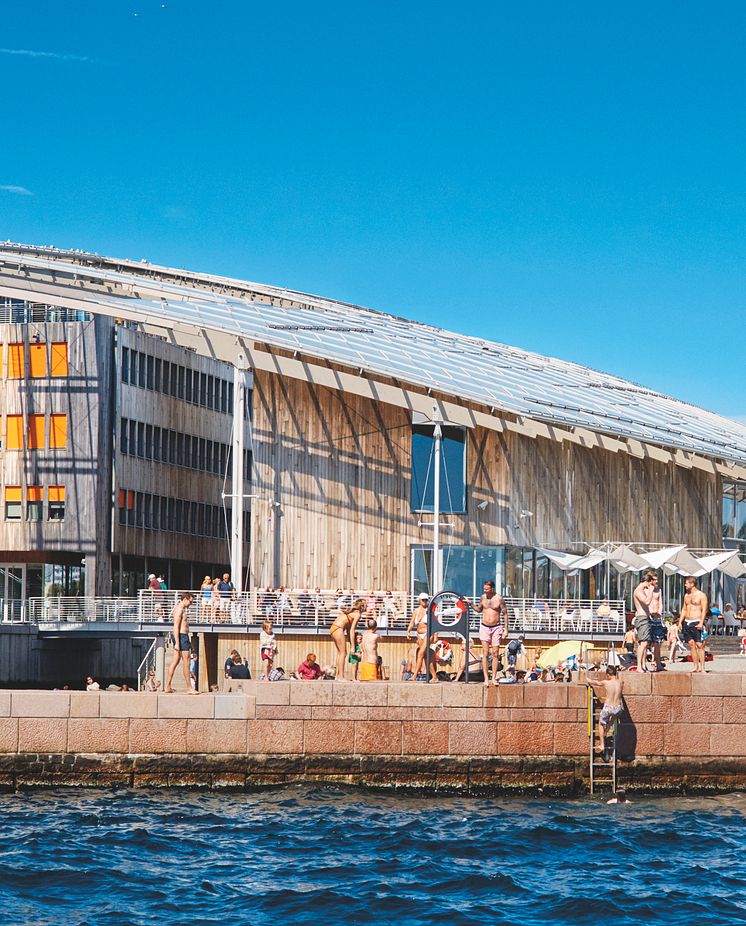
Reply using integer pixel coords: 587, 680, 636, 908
426, 591, 473, 682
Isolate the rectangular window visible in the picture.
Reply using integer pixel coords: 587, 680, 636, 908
411, 424, 467, 513
207, 375, 214, 409
122, 347, 130, 384
167, 497, 175, 532
197, 502, 204, 536
175, 498, 183, 533
168, 429, 176, 464
188, 435, 196, 469
26, 485, 43, 521
118, 488, 127, 525
227, 382, 234, 414
182, 434, 191, 468
8, 343, 24, 378
138, 352, 146, 388
29, 343, 47, 378
127, 490, 135, 527
206, 440, 213, 474
220, 380, 228, 414
170, 364, 178, 396
154, 357, 162, 392
50, 342, 68, 377
121, 418, 129, 454
153, 426, 161, 461
199, 438, 206, 472
723, 482, 735, 538
152, 495, 160, 531
130, 350, 139, 386
50, 414, 68, 449
144, 493, 152, 529
219, 443, 227, 474
162, 360, 170, 395
137, 422, 145, 457
145, 424, 153, 460
146, 354, 154, 390
129, 420, 137, 456
5, 486, 22, 520
190, 501, 197, 535
184, 369, 193, 403
200, 372, 207, 407
6, 415, 23, 450
135, 492, 143, 527
28, 414, 45, 450
177, 365, 185, 399
176, 432, 184, 466
49, 485, 65, 521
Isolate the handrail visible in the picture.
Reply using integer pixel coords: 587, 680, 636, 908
19, 592, 626, 638
137, 638, 158, 691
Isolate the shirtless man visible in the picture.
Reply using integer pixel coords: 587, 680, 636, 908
681, 576, 708, 673
649, 573, 665, 670
406, 592, 429, 681
359, 618, 380, 682
165, 592, 196, 693
633, 572, 656, 672
586, 665, 623, 760
474, 579, 507, 687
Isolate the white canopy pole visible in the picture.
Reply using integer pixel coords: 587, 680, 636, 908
432, 407, 443, 593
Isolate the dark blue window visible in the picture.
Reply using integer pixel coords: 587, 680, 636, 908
411, 425, 466, 513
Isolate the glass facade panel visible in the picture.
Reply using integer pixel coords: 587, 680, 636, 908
442, 545, 474, 597
723, 482, 735, 538
737, 486, 746, 540
411, 425, 466, 513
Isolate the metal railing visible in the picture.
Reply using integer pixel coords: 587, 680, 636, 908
20, 592, 626, 638
28, 597, 139, 623
137, 638, 159, 691
0, 599, 26, 623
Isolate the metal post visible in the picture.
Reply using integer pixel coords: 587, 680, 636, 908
432, 408, 443, 594
230, 354, 248, 595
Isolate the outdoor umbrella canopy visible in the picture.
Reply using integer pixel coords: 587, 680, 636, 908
536, 640, 592, 669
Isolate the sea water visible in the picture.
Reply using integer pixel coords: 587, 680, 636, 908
0, 786, 744, 925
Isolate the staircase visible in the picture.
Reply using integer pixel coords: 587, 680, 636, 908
707, 634, 743, 657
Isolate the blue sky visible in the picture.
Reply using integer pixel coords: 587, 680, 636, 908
1, 1, 744, 419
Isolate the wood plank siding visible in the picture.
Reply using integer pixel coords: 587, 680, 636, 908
250, 369, 720, 589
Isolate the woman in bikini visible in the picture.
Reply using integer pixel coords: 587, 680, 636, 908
329, 598, 364, 679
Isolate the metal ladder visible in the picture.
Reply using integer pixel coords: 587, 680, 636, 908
587, 685, 617, 795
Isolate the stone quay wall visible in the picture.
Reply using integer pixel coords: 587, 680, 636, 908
0, 671, 743, 794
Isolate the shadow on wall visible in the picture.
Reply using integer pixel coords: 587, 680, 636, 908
616, 704, 638, 761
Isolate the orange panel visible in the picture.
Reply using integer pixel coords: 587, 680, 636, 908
127, 490, 135, 510
49, 486, 66, 502
118, 488, 126, 508
6, 415, 23, 449
7, 343, 24, 378
29, 343, 47, 378
4, 486, 21, 502
50, 342, 68, 377
49, 414, 67, 449
28, 414, 45, 449
26, 486, 43, 501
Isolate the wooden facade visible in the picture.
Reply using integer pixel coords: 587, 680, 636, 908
250, 368, 720, 591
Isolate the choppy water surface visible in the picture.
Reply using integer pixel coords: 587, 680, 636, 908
0, 787, 744, 926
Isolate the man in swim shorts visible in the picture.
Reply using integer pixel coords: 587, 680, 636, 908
165, 592, 195, 693
359, 618, 381, 682
475, 579, 507, 687
586, 665, 623, 760
633, 572, 656, 671
681, 576, 708, 673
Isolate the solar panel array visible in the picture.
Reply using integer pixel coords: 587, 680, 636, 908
1, 243, 745, 465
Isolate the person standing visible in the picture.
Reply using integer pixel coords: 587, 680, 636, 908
217, 572, 235, 622
474, 580, 508, 687
633, 572, 656, 672
406, 593, 430, 681
165, 592, 196, 693
329, 598, 364, 679
260, 619, 278, 676
359, 618, 380, 681
682, 576, 708, 673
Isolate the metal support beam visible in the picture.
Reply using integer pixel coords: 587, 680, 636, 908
230, 355, 249, 594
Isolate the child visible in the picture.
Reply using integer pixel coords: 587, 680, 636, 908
667, 620, 681, 664
259, 619, 278, 676
739, 631, 746, 655
349, 632, 363, 679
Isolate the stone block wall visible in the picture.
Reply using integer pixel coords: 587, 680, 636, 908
0, 674, 743, 793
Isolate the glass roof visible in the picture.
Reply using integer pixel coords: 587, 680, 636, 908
1, 243, 745, 465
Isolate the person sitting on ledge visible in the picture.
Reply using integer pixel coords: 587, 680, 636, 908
86, 676, 100, 691
297, 653, 324, 680
228, 653, 250, 680
268, 666, 287, 681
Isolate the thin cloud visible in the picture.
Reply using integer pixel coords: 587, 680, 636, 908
0, 48, 96, 64
0, 185, 33, 196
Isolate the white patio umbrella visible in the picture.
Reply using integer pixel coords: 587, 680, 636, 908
695, 550, 746, 578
